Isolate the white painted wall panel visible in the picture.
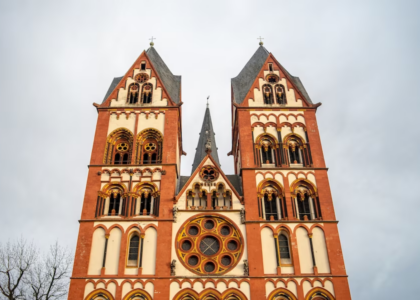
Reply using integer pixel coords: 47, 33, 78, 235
142, 227, 157, 275
261, 227, 277, 274
105, 227, 122, 275
296, 227, 314, 274
88, 228, 106, 275
313, 227, 331, 273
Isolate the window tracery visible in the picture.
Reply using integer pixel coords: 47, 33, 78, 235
127, 83, 140, 104
290, 181, 322, 221
211, 184, 232, 210
262, 84, 274, 104
283, 133, 312, 167
258, 180, 287, 221
255, 134, 279, 167
186, 183, 207, 209
141, 83, 153, 104
135, 129, 163, 164
274, 84, 287, 104
103, 128, 133, 165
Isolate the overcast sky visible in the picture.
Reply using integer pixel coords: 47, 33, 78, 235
1, 0, 419, 299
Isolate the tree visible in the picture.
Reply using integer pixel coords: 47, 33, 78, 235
0, 238, 37, 300
0, 239, 72, 300
27, 242, 73, 300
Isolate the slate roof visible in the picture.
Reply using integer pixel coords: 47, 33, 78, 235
191, 106, 220, 174
231, 46, 313, 105
146, 47, 181, 104
102, 47, 181, 104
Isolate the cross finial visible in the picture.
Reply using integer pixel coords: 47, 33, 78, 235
257, 36, 264, 46
207, 96, 210, 108
149, 36, 156, 47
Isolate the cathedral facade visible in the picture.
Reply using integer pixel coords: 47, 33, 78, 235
68, 44, 351, 300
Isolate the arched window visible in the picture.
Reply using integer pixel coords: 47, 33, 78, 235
256, 135, 278, 166
288, 140, 302, 164
127, 234, 140, 267
262, 84, 274, 104
136, 129, 163, 165
283, 134, 309, 167
103, 128, 133, 165
127, 83, 140, 104
187, 184, 206, 209
278, 233, 291, 265
294, 185, 320, 221
274, 84, 287, 104
258, 180, 287, 221
141, 83, 153, 104
212, 184, 232, 209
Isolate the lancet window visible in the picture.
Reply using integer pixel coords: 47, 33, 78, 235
127, 83, 140, 104
186, 184, 207, 209
103, 128, 133, 165
292, 183, 322, 221
262, 84, 274, 104
136, 129, 163, 165
141, 83, 153, 104
258, 181, 287, 221
211, 183, 232, 209
127, 233, 140, 266
274, 84, 287, 104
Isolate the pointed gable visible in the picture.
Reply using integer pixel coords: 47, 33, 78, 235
231, 46, 314, 106
101, 47, 181, 107
176, 155, 243, 202
191, 106, 220, 174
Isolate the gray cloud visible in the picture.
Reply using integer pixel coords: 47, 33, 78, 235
0, 0, 419, 299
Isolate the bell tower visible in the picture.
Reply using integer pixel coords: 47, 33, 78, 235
229, 44, 351, 299
68, 44, 184, 300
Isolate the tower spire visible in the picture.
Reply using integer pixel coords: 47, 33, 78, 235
191, 105, 220, 174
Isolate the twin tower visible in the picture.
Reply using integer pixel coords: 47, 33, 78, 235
68, 45, 351, 300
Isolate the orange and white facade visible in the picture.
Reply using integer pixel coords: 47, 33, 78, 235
68, 44, 351, 300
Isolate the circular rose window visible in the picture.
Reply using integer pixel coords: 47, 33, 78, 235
135, 73, 149, 83
175, 214, 244, 275
199, 165, 219, 182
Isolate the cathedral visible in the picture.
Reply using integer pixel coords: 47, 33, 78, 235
68, 42, 352, 300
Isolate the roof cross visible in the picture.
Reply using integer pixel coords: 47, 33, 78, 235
257, 36, 264, 46
149, 36, 156, 46
207, 95, 210, 108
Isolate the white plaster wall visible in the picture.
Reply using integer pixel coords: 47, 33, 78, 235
312, 227, 331, 273
325, 280, 335, 296
265, 281, 275, 298
288, 281, 297, 297
84, 282, 95, 298
303, 281, 312, 297
107, 113, 136, 135
170, 282, 180, 300
88, 228, 106, 275
137, 112, 165, 135
314, 280, 322, 287
108, 282, 117, 297
96, 282, 105, 289
145, 282, 154, 298
122, 282, 131, 298
142, 227, 157, 275
105, 227, 122, 275
296, 227, 314, 274
261, 227, 277, 274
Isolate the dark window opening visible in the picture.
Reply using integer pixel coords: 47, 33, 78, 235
108, 193, 121, 216
263, 85, 274, 104
269, 63, 273, 71
264, 194, 278, 220
297, 194, 312, 220
278, 234, 290, 259
114, 153, 121, 164
122, 153, 129, 164
140, 193, 152, 215
128, 235, 140, 261
275, 85, 287, 104
140, 63, 146, 70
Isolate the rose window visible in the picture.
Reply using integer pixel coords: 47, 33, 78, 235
144, 143, 156, 152
116, 142, 129, 152
175, 215, 244, 275
135, 73, 149, 83
199, 166, 219, 182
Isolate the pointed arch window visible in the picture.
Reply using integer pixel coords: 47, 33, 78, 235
283, 134, 312, 167
262, 84, 274, 104
141, 83, 153, 104
274, 84, 287, 104
258, 182, 287, 221
256, 134, 279, 166
127, 83, 140, 104
136, 129, 163, 165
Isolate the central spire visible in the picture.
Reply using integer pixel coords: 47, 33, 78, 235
191, 105, 220, 174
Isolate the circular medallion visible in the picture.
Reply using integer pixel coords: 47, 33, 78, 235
116, 142, 129, 152
144, 142, 156, 152
135, 73, 149, 83
266, 74, 279, 83
175, 214, 244, 275
199, 165, 219, 182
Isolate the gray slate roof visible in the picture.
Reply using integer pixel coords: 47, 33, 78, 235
146, 47, 181, 104
191, 107, 220, 175
102, 47, 181, 104
231, 46, 313, 105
